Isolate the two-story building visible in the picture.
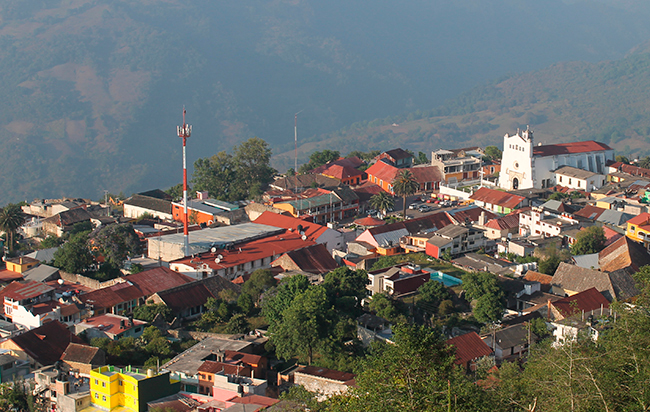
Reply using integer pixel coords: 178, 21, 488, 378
431, 149, 482, 184
425, 224, 486, 259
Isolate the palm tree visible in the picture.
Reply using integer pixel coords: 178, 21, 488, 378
0, 204, 25, 254
369, 191, 395, 217
392, 170, 419, 219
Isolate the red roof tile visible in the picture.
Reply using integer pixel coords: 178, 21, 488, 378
173, 230, 316, 272
574, 205, 607, 221
627, 212, 650, 227
321, 164, 364, 180
0, 269, 23, 283
533, 141, 613, 157
229, 395, 279, 407
80, 313, 147, 336
522, 271, 553, 285
353, 216, 386, 227
198, 360, 252, 377
365, 160, 400, 184
447, 332, 493, 366
310, 157, 364, 175
552, 288, 610, 318
273, 243, 339, 275
154, 282, 215, 313
409, 165, 442, 184
8, 321, 85, 366
484, 214, 520, 230
121, 267, 194, 296
608, 162, 650, 178
2, 280, 54, 302
470, 187, 525, 209
254, 211, 329, 241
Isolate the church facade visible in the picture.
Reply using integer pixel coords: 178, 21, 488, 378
497, 128, 614, 191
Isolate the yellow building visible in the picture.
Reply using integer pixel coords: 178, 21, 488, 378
626, 213, 650, 247
89, 366, 180, 412
4, 256, 39, 273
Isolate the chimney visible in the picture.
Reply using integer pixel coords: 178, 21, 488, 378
197, 191, 209, 200
547, 299, 552, 320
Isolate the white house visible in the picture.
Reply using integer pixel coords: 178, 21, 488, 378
498, 128, 614, 190
554, 166, 605, 191
518, 207, 580, 238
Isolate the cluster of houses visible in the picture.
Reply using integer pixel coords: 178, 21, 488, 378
3, 128, 650, 410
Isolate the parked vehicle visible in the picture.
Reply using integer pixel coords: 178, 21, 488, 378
418, 205, 432, 212
409, 202, 423, 210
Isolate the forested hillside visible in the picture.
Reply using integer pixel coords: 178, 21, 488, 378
3, 0, 650, 203
282, 49, 650, 167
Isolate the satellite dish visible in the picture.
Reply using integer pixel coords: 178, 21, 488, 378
217, 254, 223, 260
215, 257, 221, 264
210, 247, 217, 253
58, 279, 65, 285
301, 234, 307, 241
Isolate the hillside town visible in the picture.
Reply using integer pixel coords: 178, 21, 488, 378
2, 127, 650, 411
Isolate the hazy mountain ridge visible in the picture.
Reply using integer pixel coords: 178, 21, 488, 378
3, 0, 650, 203
280, 50, 650, 165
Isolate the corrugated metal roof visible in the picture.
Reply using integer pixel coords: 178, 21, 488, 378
447, 332, 493, 366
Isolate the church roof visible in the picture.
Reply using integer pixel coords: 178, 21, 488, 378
533, 141, 612, 157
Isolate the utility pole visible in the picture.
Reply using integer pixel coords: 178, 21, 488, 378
177, 108, 192, 257
294, 110, 302, 175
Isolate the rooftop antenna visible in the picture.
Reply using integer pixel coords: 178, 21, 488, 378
177, 107, 192, 257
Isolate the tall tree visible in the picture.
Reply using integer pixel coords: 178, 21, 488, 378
369, 191, 394, 217
192, 151, 236, 200
90, 223, 142, 268
0, 203, 24, 254
298, 150, 340, 173
392, 169, 419, 219
484, 146, 503, 161
53, 232, 94, 274
241, 269, 276, 303
571, 226, 606, 255
272, 285, 332, 365
233, 137, 276, 198
327, 324, 491, 411
462, 272, 505, 323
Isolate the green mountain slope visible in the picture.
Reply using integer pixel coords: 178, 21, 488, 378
280, 50, 650, 165
4, 0, 650, 203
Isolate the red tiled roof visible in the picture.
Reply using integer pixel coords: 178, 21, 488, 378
383, 148, 412, 160
321, 164, 364, 180
409, 165, 442, 184
0, 269, 23, 283
229, 395, 279, 407
552, 288, 610, 318
599, 236, 650, 273
366, 211, 453, 237
154, 282, 215, 313
61, 343, 102, 364
8, 321, 85, 366
484, 214, 520, 230
447, 332, 493, 366
273, 243, 339, 275
310, 157, 364, 175
523, 271, 553, 285
351, 182, 384, 203
353, 216, 386, 227
173, 230, 316, 272
254, 211, 329, 241
365, 160, 400, 184
574, 205, 607, 221
608, 162, 650, 178
391, 273, 429, 296
602, 226, 623, 248
448, 207, 498, 225
533, 141, 613, 157
78, 282, 146, 310
469, 187, 525, 209
2, 280, 54, 301
121, 267, 194, 296
80, 314, 147, 336
627, 212, 650, 227
225, 350, 264, 366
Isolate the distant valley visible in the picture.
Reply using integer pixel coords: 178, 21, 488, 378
3, 0, 650, 203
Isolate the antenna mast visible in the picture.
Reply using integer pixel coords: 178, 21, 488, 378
177, 108, 192, 257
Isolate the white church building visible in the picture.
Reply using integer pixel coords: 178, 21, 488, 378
497, 128, 614, 191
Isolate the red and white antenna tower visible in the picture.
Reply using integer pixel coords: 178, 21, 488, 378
177, 108, 192, 257
294, 110, 303, 175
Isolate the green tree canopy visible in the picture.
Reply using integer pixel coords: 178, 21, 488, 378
571, 226, 606, 255
133, 302, 173, 322
416, 280, 451, 315
53, 232, 94, 274
484, 145, 502, 160
241, 269, 276, 302
192, 137, 276, 201
0, 203, 25, 254
298, 150, 340, 173
392, 169, 419, 218
369, 191, 394, 216
326, 324, 490, 411
90, 223, 141, 268
261, 274, 311, 327
322, 267, 368, 311
462, 272, 505, 323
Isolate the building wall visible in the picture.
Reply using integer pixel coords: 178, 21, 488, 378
498, 131, 534, 190
123, 204, 172, 221
12, 305, 60, 330
294, 373, 351, 401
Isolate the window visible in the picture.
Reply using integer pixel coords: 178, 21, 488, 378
95, 393, 99, 399
102, 382, 105, 387
119, 380, 123, 386
102, 395, 106, 402
559, 176, 562, 182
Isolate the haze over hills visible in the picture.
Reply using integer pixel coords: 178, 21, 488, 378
3, 0, 650, 203
281, 47, 650, 165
